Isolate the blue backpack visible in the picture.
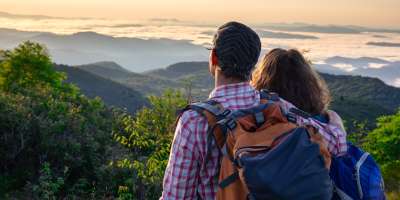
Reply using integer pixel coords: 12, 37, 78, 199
329, 143, 386, 200
309, 114, 386, 200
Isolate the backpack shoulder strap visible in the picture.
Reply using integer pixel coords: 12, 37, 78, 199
187, 100, 231, 149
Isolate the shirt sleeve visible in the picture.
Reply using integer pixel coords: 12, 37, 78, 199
161, 111, 202, 200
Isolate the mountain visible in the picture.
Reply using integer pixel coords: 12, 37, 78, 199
60, 60, 400, 129
321, 74, 400, 110
0, 11, 92, 20
315, 56, 400, 87
76, 61, 180, 95
0, 29, 208, 72
77, 61, 132, 80
143, 61, 400, 126
55, 64, 147, 113
0, 11, 65, 20
260, 24, 361, 34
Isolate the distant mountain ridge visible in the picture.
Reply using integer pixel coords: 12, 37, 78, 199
145, 62, 400, 125
76, 62, 180, 95
55, 64, 147, 113
314, 56, 400, 87
56, 60, 400, 129
0, 29, 208, 72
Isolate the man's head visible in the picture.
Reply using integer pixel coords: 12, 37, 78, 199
209, 21, 261, 81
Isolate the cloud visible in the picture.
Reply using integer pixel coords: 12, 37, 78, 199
332, 63, 356, 72
257, 30, 318, 39
395, 78, 400, 87
368, 63, 386, 69
367, 42, 400, 47
258, 23, 400, 34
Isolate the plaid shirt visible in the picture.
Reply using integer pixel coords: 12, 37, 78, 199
161, 82, 347, 200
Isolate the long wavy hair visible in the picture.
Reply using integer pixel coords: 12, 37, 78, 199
251, 48, 331, 115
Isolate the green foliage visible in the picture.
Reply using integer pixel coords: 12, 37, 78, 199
347, 121, 369, 145
113, 90, 187, 199
361, 111, 400, 191
0, 42, 124, 199
0, 41, 65, 92
31, 162, 65, 200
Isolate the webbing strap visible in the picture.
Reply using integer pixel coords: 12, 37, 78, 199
191, 102, 224, 116
355, 152, 369, 199
219, 171, 239, 189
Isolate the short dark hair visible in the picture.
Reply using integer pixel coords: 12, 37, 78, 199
213, 21, 261, 81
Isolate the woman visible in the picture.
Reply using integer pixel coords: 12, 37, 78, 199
251, 48, 347, 155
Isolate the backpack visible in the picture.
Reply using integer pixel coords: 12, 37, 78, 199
330, 143, 386, 200
182, 91, 333, 200
259, 91, 386, 200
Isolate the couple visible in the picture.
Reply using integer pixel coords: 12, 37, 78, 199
161, 22, 347, 199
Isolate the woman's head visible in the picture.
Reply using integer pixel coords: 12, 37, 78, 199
251, 48, 330, 115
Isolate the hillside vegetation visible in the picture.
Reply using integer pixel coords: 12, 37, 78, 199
56, 64, 147, 113
77, 62, 179, 95
80, 61, 400, 127
0, 42, 160, 199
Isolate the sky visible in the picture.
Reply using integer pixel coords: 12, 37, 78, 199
1, 0, 400, 28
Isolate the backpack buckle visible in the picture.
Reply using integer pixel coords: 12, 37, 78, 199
216, 109, 231, 121
217, 117, 236, 130
226, 118, 236, 130
286, 113, 297, 123
221, 109, 231, 117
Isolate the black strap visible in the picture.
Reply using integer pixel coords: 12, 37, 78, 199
289, 107, 311, 119
219, 171, 239, 189
204, 124, 218, 167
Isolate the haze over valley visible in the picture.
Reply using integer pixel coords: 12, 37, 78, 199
0, 11, 400, 87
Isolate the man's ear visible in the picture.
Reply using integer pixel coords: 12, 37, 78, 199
211, 49, 218, 66
209, 49, 219, 77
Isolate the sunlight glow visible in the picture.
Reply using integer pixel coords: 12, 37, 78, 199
1, 0, 400, 28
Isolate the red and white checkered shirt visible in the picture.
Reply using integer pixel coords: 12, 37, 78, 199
161, 82, 347, 200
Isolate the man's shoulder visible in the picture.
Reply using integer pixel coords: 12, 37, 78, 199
178, 108, 207, 127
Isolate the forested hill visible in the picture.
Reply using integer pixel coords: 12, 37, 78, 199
55, 64, 147, 113
146, 62, 400, 125
65, 60, 400, 126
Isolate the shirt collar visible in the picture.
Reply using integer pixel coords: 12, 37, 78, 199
209, 82, 255, 99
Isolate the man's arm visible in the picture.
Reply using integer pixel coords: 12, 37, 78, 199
161, 111, 202, 200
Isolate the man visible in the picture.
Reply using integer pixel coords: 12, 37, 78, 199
161, 21, 261, 199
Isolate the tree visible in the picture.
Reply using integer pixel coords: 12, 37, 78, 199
0, 41, 123, 199
362, 110, 400, 192
0, 41, 64, 92
113, 90, 187, 199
